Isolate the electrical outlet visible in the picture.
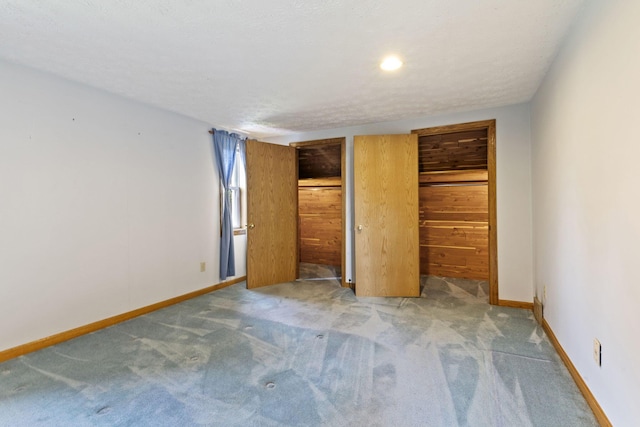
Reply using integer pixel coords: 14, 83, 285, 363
593, 338, 602, 366
200, 262, 206, 272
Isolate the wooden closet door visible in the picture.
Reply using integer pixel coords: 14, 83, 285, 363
353, 134, 420, 297
246, 140, 298, 289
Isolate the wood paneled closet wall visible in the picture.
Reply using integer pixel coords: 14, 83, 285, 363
413, 125, 491, 280
294, 139, 345, 273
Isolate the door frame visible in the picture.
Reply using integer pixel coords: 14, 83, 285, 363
411, 120, 498, 305
290, 137, 347, 288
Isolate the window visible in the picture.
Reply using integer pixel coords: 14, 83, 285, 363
225, 144, 246, 231
228, 187, 241, 229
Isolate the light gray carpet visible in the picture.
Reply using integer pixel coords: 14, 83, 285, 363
0, 274, 598, 426
298, 262, 341, 281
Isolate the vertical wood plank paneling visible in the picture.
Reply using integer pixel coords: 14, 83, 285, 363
246, 140, 297, 289
354, 134, 420, 297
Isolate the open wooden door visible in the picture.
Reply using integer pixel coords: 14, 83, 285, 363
246, 139, 298, 289
353, 134, 420, 297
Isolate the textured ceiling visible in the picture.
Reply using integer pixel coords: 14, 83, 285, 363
0, 0, 584, 138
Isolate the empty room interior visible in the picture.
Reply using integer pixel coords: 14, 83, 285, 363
0, 1, 638, 426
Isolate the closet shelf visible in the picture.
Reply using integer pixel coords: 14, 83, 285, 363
419, 169, 487, 184
298, 177, 342, 187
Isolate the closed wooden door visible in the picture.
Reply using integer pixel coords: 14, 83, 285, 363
246, 140, 298, 289
354, 134, 420, 297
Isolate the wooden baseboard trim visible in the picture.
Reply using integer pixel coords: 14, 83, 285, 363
498, 299, 534, 310
0, 276, 246, 364
541, 318, 611, 427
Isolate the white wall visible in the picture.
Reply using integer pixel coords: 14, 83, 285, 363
0, 60, 245, 352
264, 103, 533, 302
530, 0, 640, 424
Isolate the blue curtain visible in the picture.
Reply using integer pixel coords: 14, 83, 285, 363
212, 129, 244, 280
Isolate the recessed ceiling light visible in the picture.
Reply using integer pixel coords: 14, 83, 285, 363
380, 55, 403, 71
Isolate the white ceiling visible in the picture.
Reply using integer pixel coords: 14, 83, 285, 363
0, 0, 584, 138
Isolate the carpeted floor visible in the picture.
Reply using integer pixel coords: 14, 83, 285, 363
0, 270, 598, 426
298, 262, 341, 281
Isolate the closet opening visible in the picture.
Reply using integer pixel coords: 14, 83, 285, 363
412, 120, 498, 305
290, 138, 346, 287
